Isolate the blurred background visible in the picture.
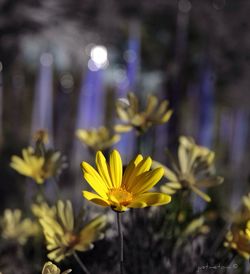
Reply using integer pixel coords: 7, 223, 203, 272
0, 0, 249, 225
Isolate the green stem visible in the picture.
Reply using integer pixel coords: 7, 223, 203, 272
73, 251, 90, 274
117, 212, 124, 274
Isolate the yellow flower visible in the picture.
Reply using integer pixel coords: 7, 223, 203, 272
1, 209, 38, 245
39, 200, 106, 262
115, 92, 173, 134
224, 223, 250, 260
42, 261, 72, 274
10, 147, 45, 183
76, 127, 120, 151
153, 136, 223, 202
10, 147, 66, 184
81, 149, 171, 212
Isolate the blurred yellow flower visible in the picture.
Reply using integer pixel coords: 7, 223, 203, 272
10, 147, 66, 184
1, 209, 38, 245
42, 261, 72, 274
115, 92, 172, 134
76, 127, 120, 151
224, 222, 250, 260
10, 147, 45, 183
81, 150, 171, 212
39, 200, 106, 262
153, 136, 223, 202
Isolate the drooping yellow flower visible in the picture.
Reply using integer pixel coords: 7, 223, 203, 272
39, 200, 106, 262
224, 222, 250, 260
153, 136, 223, 202
115, 92, 173, 134
42, 261, 72, 274
76, 126, 120, 151
81, 150, 171, 212
1, 209, 38, 245
10, 146, 66, 184
10, 147, 45, 183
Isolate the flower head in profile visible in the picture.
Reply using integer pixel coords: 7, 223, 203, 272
224, 221, 250, 260
39, 200, 106, 262
81, 150, 171, 212
1, 209, 38, 245
42, 261, 72, 274
115, 92, 173, 134
76, 127, 120, 152
153, 136, 223, 202
10, 146, 66, 184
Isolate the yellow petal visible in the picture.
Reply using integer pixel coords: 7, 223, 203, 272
129, 192, 171, 208
178, 144, 189, 173
130, 167, 164, 194
152, 161, 178, 181
83, 191, 110, 207
109, 150, 123, 188
81, 162, 108, 198
96, 151, 113, 188
76, 215, 106, 252
196, 176, 224, 187
114, 124, 133, 133
145, 95, 158, 116
160, 110, 173, 123
190, 186, 211, 202
122, 154, 143, 187
125, 156, 152, 190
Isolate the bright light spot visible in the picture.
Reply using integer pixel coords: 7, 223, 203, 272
88, 59, 99, 71
178, 0, 192, 13
90, 45, 108, 69
40, 53, 53, 66
118, 98, 130, 106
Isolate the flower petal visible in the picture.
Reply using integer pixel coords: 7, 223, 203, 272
129, 192, 171, 208
125, 156, 152, 190
130, 167, 164, 194
190, 186, 211, 202
96, 151, 113, 188
152, 160, 178, 181
109, 150, 123, 188
83, 191, 110, 207
81, 162, 108, 198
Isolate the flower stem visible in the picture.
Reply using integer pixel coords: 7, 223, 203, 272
116, 212, 124, 274
73, 251, 90, 274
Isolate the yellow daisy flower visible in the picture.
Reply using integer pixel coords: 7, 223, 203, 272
81, 149, 171, 212
115, 92, 173, 134
42, 261, 72, 274
76, 126, 120, 151
224, 222, 250, 260
10, 147, 45, 183
153, 136, 223, 202
1, 209, 38, 245
10, 147, 66, 184
39, 200, 106, 262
